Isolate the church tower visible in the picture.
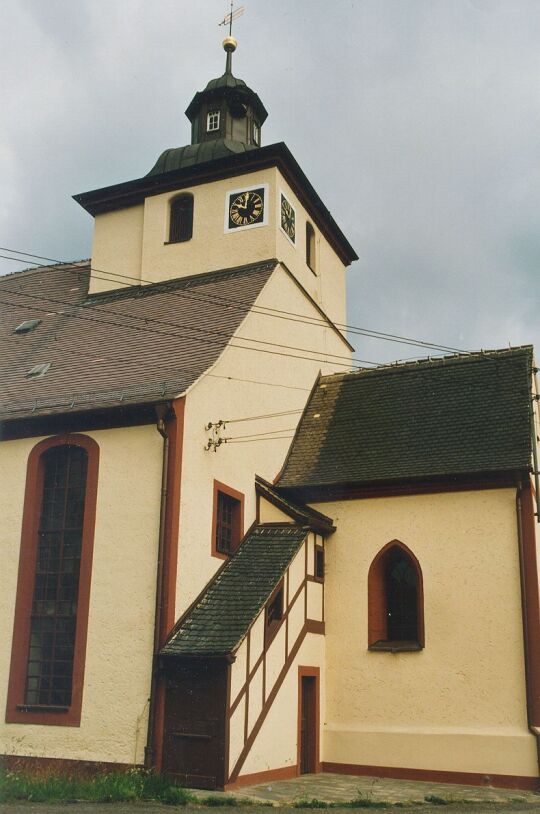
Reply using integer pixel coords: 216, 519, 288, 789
74, 37, 357, 326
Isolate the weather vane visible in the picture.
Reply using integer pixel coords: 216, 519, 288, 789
219, 2, 246, 37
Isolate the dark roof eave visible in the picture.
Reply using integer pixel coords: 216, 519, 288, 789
73, 142, 358, 266
255, 475, 335, 533
277, 467, 531, 500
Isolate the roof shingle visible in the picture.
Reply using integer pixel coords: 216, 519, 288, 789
161, 525, 308, 657
0, 259, 276, 422
278, 347, 534, 489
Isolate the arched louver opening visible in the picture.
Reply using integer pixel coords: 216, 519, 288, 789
306, 221, 316, 273
169, 194, 194, 244
368, 541, 424, 651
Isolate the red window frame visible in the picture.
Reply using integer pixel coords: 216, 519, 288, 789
5, 434, 99, 726
367, 539, 424, 652
211, 480, 244, 560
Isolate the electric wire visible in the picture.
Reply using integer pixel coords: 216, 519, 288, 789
0, 279, 383, 369
0, 246, 481, 358
220, 408, 303, 424
224, 427, 297, 441
225, 435, 295, 444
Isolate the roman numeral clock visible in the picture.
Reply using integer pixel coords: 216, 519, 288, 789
225, 184, 268, 231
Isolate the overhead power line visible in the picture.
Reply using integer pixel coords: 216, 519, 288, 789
0, 246, 481, 359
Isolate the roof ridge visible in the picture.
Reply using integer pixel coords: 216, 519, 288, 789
83, 259, 278, 305
320, 346, 534, 384
0, 260, 90, 280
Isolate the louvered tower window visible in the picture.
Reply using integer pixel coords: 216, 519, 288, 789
25, 445, 88, 707
306, 221, 316, 273
169, 194, 194, 243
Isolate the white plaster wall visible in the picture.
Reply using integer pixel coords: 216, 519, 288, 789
175, 264, 350, 617
258, 499, 294, 525
230, 639, 248, 704
307, 582, 323, 621
249, 615, 265, 670
247, 665, 264, 731
0, 425, 162, 764
314, 488, 537, 777
288, 545, 305, 599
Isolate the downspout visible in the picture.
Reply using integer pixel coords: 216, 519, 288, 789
516, 482, 540, 784
144, 404, 170, 769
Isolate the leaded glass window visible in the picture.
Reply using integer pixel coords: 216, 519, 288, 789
25, 445, 88, 708
384, 547, 419, 642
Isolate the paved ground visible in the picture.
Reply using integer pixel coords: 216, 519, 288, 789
199, 772, 540, 806
1, 805, 540, 814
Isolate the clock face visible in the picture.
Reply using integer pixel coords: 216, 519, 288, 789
228, 187, 266, 230
280, 193, 296, 243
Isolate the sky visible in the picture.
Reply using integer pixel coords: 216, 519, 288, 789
1, 0, 539, 364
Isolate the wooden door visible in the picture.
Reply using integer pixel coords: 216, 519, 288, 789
162, 660, 228, 790
300, 675, 317, 774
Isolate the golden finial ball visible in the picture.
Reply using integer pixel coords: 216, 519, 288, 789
223, 36, 238, 53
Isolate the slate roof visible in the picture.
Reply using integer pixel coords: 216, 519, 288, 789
0, 259, 277, 423
278, 347, 534, 490
147, 139, 257, 175
161, 525, 308, 657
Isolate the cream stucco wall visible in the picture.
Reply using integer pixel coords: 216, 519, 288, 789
87, 167, 348, 326
314, 488, 537, 777
92, 205, 145, 287
175, 264, 350, 616
0, 425, 162, 764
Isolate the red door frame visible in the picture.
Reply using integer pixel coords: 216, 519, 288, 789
297, 666, 320, 774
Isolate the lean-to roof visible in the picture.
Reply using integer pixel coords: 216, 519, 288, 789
161, 524, 308, 657
278, 347, 534, 491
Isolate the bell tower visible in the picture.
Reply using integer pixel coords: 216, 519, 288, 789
185, 37, 267, 149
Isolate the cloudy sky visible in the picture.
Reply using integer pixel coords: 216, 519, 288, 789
1, 0, 539, 364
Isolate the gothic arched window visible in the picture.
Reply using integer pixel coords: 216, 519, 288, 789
6, 435, 99, 726
368, 541, 424, 652
169, 194, 194, 244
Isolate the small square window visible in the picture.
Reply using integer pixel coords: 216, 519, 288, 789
265, 582, 284, 645
315, 546, 325, 581
207, 110, 220, 132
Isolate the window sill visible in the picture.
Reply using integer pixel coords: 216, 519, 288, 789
16, 704, 69, 713
164, 240, 191, 246
368, 640, 423, 653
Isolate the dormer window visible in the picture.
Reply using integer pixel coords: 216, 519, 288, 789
207, 110, 220, 132
168, 194, 194, 244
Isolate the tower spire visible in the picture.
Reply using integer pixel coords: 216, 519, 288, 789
219, 3, 245, 74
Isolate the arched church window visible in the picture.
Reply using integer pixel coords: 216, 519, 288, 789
169, 194, 194, 244
6, 434, 99, 726
367, 541, 424, 652
306, 222, 316, 273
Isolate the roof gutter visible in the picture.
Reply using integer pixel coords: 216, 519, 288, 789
516, 480, 540, 787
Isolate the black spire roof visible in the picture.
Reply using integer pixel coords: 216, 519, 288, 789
148, 37, 267, 177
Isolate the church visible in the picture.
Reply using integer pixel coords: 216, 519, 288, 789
1, 33, 540, 793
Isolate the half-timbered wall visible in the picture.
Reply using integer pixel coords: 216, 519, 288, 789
227, 531, 325, 784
